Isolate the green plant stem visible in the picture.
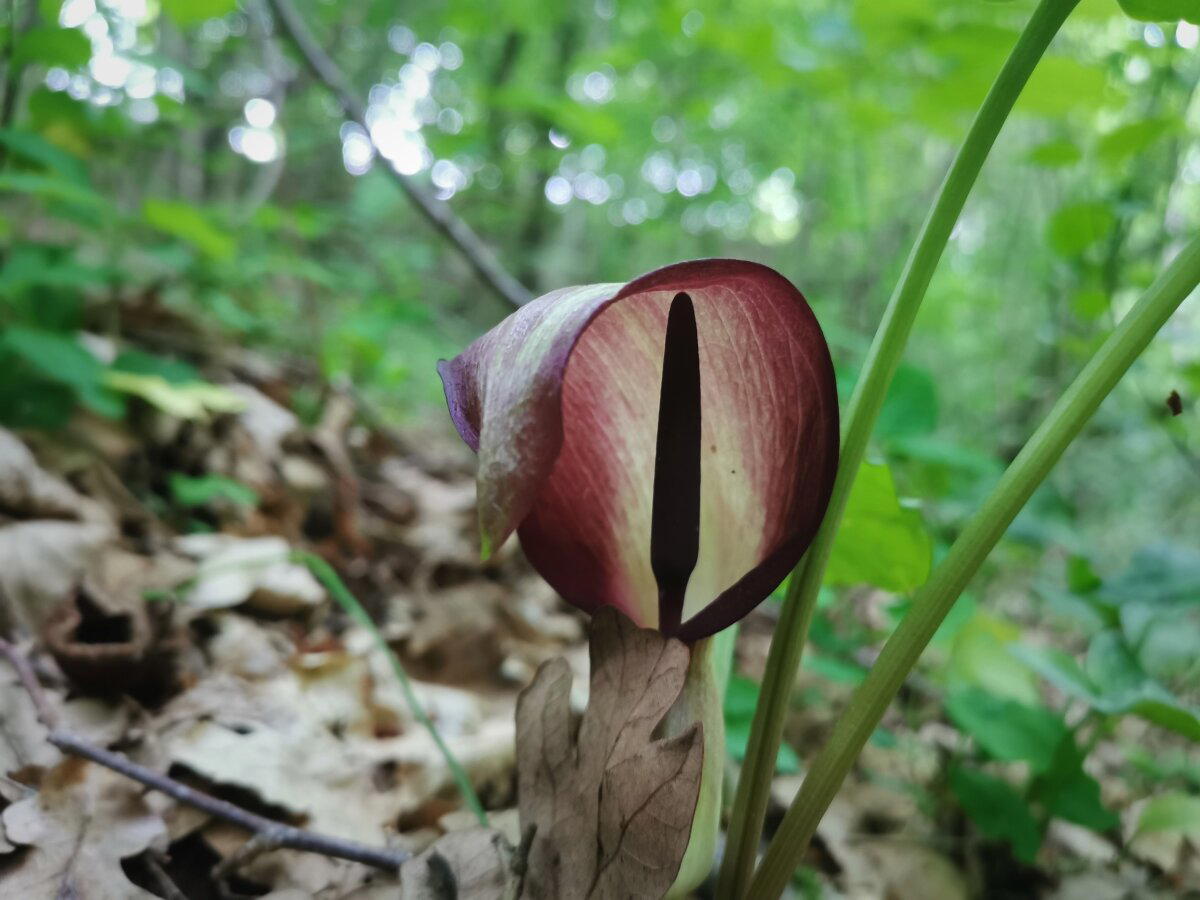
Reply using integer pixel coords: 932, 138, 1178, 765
294, 551, 488, 825
717, 1, 1081, 893
749, 235, 1200, 898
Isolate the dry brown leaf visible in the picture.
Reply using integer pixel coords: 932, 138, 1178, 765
152, 636, 514, 846
0, 521, 115, 634
1, 757, 165, 899
0, 428, 99, 521
516, 607, 702, 899
0, 657, 59, 777
398, 827, 515, 899
174, 534, 325, 613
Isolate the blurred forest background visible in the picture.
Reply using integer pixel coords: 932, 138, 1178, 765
1, 0, 1200, 897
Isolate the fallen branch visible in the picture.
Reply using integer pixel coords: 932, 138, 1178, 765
264, 0, 532, 309
0, 638, 410, 873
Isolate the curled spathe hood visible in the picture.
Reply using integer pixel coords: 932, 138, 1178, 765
439, 258, 839, 641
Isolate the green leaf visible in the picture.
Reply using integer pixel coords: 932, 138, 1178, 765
1066, 555, 1102, 594
104, 371, 246, 420
0, 326, 124, 417
0, 376, 75, 429
12, 27, 91, 69
1135, 792, 1200, 838
1096, 117, 1177, 167
0, 128, 90, 185
1047, 202, 1115, 257
1012, 635, 1200, 741
169, 473, 259, 509
946, 612, 1041, 705
1018, 57, 1111, 117
1071, 288, 1108, 321
1031, 735, 1118, 831
143, 198, 236, 260
945, 688, 1067, 772
875, 364, 938, 440
1117, 0, 1200, 24
949, 765, 1043, 863
1009, 644, 1098, 702
160, 0, 238, 27
112, 350, 202, 385
724, 676, 802, 774
825, 461, 932, 592
0, 243, 108, 296
0, 326, 102, 395
0, 172, 109, 212
1027, 139, 1082, 169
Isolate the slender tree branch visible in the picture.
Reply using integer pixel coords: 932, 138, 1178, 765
263, 0, 532, 309
0, 638, 411, 874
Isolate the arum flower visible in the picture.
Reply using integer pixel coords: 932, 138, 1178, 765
439, 259, 839, 640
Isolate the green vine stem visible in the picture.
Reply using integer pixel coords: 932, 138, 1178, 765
716, 0, 1081, 892
294, 551, 489, 824
749, 234, 1200, 898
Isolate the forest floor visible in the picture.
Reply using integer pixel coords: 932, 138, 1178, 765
0, 310, 1194, 899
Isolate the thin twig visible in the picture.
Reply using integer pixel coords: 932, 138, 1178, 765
0, 639, 411, 873
263, 0, 532, 309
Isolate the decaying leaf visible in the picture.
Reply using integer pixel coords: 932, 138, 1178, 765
398, 827, 516, 899
1, 757, 165, 899
0, 656, 60, 776
0, 427, 94, 520
516, 607, 702, 899
151, 626, 514, 846
0, 428, 116, 632
0, 520, 114, 633
174, 534, 325, 614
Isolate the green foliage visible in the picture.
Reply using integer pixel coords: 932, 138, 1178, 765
1013, 638, 1200, 741
1117, 0, 1200, 24
1135, 792, 1200, 838
825, 461, 932, 593
945, 611, 1041, 705
1047, 202, 1116, 257
11, 27, 91, 69
945, 687, 1067, 771
160, 0, 239, 27
724, 676, 801, 774
949, 765, 1043, 863
947, 685, 1116, 860
169, 473, 260, 509
143, 199, 237, 261
0, 325, 123, 424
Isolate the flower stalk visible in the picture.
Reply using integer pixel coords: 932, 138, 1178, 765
749, 234, 1200, 898
664, 632, 727, 897
717, 0, 1083, 892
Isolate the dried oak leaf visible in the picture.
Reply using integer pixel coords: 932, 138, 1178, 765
517, 607, 702, 899
1, 757, 165, 899
398, 827, 515, 900
0, 428, 115, 633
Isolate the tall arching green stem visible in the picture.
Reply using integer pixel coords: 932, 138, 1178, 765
717, 0, 1083, 894
749, 234, 1200, 899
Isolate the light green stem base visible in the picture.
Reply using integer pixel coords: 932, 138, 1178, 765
749, 237, 1200, 897
717, 1, 1082, 894
665, 625, 736, 897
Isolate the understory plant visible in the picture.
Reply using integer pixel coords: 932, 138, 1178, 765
439, 1, 1200, 897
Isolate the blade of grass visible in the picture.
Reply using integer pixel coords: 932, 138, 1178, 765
293, 550, 488, 825
749, 235, 1200, 898
717, 0, 1082, 892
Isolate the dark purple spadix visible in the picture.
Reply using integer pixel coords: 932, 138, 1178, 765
651, 293, 702, 635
